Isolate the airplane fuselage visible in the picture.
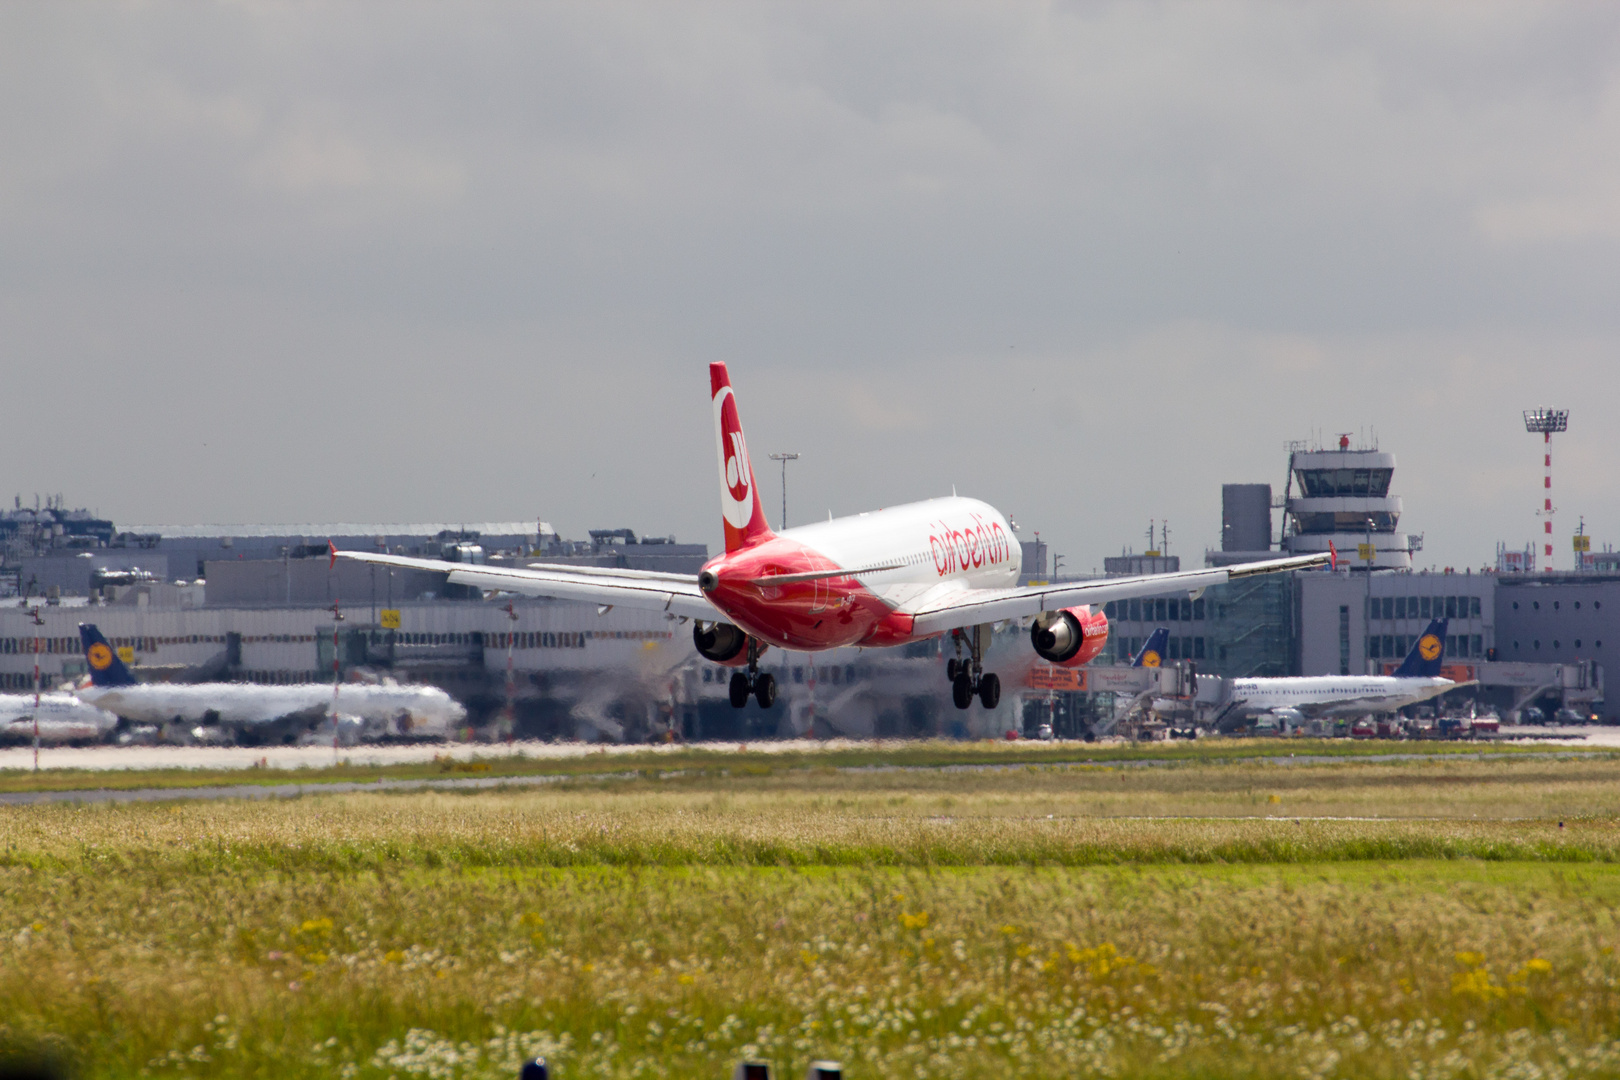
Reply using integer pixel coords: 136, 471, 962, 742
78, 681, 467, 736
700, 496, 1021, 650
0, 692, 118, 743
1230, 674, 1455, 718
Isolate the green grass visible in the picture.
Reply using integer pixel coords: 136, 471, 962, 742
7, 754, 1620, 1078
0, 736, 1605, 795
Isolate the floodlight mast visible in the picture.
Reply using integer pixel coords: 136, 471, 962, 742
1523, 408, 1569, 569
768, 453, 800, 530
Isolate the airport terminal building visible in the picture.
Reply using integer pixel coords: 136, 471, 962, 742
2, 434, 1614, 741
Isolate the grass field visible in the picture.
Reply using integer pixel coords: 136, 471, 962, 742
0, 736, 1599, 795
7, 748, 1620, 1078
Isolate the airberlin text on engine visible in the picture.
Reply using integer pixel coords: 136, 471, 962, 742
928, 514, 1011, 577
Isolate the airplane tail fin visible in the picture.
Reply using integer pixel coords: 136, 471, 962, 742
78, 623, 138, 688
710, 363, 775, 552
1392, 618, 1448, 677
1132, 627, 1170, 668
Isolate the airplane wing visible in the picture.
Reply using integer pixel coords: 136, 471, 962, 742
333, 550, 718, 620
906, 552, 1330, 636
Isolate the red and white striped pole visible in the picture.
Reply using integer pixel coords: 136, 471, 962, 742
330, 601, 344, 761
1543, 430, 1553, 563
31, 609, 43, 773
504, 601, 518, 743
1524, 409, 1568, 572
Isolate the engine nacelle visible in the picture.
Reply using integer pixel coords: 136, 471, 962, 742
1030, 605, 1109, 668
693, 621, 763, 667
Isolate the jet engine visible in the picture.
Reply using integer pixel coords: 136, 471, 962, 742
1030, 605, 1109, 668
693, 621, 757, 666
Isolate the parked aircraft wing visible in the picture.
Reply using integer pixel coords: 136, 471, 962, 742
333, 550, 719, 620
905, 552, 1331, 637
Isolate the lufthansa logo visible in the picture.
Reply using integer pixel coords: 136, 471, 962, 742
87, 643, 113, 670
1418, 634, 1442, 661
1141, 650, 1161, 668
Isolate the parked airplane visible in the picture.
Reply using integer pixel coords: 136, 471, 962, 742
75, 624, 467, 742
0, 692, 118, 744
1130, 628, 1171, 668
1214, 618, 1459, 729
335, 364, 1330, 711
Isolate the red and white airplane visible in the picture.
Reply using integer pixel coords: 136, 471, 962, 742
335, 365, 1329, 712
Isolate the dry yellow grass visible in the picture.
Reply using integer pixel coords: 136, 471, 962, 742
5, 755, 1620, 1078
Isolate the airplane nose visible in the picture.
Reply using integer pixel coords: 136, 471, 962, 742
698, 570, 719, 591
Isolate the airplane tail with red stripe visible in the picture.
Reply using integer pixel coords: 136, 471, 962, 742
710, 363, 775, 553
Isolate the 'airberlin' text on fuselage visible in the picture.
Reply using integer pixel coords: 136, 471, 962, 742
930, 515, 1010, 577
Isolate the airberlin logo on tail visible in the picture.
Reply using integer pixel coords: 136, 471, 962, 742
929, 514, 1010, 576
713, 385, 755, 531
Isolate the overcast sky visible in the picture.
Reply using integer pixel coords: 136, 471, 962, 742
4, 3, 1618, 573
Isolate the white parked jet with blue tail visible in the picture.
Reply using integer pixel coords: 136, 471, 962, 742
1213, 618, 1461, 729
75, 624, 466, 743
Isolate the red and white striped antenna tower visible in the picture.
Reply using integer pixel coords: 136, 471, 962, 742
30, 605, 44, 773
329, 600, 344, 762
1524, 408, 1568, 570
504, 600, 519, 743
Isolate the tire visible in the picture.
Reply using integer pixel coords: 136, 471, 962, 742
754, 672, 777, 709
729, 672, 751, 708
946, 658, 960, 682
978, 672, 1001, 709
952, 672, 974, 710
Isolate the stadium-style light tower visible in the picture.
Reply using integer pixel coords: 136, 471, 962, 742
769, 452, 800, 530
1524, 408, 1569, 570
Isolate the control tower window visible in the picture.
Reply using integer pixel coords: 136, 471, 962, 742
1296, 468, 1393, 497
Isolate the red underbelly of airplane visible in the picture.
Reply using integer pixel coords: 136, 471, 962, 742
702, 539, 919, 651
708, 576, 904, 650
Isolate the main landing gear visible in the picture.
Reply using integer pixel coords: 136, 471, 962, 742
947, 626, 1001, 710
727, 639, 777, 709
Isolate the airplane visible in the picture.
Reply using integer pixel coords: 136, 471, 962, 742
334, 364, 1330, 712
75, 624, 468, 743
1213, 618, 1459, 730
1130, 628, 1171, 669
0, 692, 118, 745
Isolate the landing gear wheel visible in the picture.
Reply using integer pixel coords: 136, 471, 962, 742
754, 672, 777, 709
946, 658, 960, 682
978, 672, 1001, 709
729, 672, 750, 708
952, 672, 975, 710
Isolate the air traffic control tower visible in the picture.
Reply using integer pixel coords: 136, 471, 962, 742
1280, 435, 1414, 571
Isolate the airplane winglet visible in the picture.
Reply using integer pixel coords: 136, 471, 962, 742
329, 539, 338, 570
1328, 541, 1338, 571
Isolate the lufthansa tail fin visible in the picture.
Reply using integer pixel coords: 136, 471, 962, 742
710, 363, 774, 552
1132, 628, 1170, 668
1392, 618, 1448, 678
78, 623, 139, 688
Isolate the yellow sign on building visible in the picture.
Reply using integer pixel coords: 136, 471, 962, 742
117, 646, 135, 664
380, 609, 402, 629
1357, 543, 1376, 561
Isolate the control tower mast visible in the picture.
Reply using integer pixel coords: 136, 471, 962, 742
1523, 408, 1568, 570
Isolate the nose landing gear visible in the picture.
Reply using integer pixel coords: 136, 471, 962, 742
726, 639, 778, 708
946, 626, 1001, 710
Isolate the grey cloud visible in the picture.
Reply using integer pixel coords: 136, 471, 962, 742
1, 2, 1617, 572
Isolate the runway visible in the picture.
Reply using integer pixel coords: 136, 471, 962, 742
0, 737, 887, 774
2, 728, 1615, 776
